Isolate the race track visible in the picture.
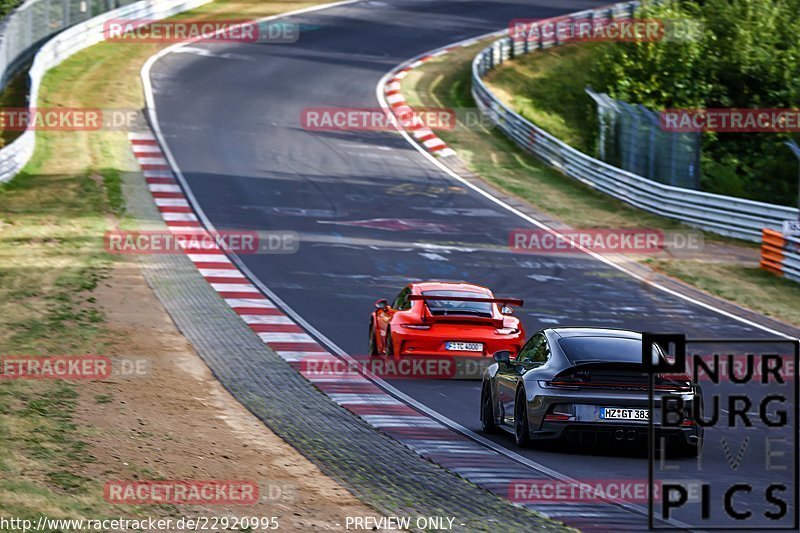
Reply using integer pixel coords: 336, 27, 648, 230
146, 0, 797, 528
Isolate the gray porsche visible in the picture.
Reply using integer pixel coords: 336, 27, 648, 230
480, 327, 703, 457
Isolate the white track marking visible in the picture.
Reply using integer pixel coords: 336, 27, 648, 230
199, 268, 244, 277
187, 252, 229, 262
153, 198, 189, 207
256, 332, 316, 343
210, 283, 259, 292
137, 156, 168, 165
128, 132, 156, 141
240, 315, 295, 325
225, 297, 274, 308
133, 144, 162, 153
148, 183, 182, 193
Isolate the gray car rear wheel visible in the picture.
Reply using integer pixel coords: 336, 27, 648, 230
514, 387, 532, 447
480, 381, 498, 433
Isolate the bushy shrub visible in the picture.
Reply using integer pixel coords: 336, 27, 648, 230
590, 0, 800, 205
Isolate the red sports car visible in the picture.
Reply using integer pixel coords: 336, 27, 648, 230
368, 281, 525, 360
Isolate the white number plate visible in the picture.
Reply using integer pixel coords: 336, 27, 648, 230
445, 342, 483, 352
601, 408, 649, 420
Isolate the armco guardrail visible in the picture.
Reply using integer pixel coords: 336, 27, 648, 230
761, 229, 800, 282
471, 1, 799, 242
0, 0, 135, 91
0, 0, 211, 184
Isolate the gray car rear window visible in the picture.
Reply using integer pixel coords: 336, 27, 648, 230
557, 336, 643, 364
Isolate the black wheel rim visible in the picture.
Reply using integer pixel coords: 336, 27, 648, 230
515, 399, 524, 439
481, 387, 490, 425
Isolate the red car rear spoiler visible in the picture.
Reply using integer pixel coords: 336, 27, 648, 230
408, 295, 524, 306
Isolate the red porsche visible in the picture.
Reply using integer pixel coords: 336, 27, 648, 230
368, 281, 525, 360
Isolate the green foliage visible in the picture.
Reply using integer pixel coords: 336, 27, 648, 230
0, 0, 22, 19
590, 0, 800, 205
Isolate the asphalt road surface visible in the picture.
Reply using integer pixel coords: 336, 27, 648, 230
148, 0, 798, 528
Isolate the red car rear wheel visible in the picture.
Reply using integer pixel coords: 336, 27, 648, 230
368, 319, 379, 356
385, 328, 398, 360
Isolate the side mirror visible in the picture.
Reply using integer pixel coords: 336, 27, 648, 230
375, 299, 389, 311
501, 305, 514, 315
493, 350, 511, 365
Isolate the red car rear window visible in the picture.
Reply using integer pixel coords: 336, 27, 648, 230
421, 290, 493, 317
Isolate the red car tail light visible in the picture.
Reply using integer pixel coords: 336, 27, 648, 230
399, 324, 431, 330
495, 327, 518, 335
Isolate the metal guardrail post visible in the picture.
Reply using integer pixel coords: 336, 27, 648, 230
669, 124, 677, 187
640, 105, 657, 182
691, 130, 701, 189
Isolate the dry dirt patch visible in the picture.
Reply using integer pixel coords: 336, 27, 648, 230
75, 258, 382, 528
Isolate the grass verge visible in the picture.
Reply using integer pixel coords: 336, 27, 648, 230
645, 259, 800, 327
0, 0, 326, 519
401, 42, 800, 328
482, 43, 598, 154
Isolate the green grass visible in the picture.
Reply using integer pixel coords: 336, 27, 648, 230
646, 259, 800, 326
483, 43, 600, 154
401, 42, 800, 328
0, 0, 330, 519
93, 394, 113, 404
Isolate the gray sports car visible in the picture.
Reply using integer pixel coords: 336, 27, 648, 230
480, 327, 703, 456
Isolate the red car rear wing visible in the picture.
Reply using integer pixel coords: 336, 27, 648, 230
408, 295, 524, 306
